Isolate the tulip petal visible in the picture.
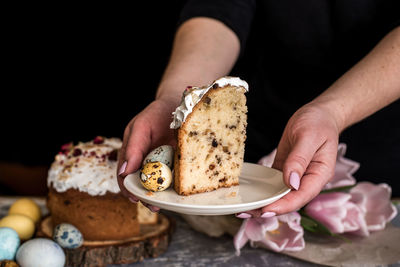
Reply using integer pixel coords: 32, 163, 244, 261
324, 143, 358, 190
350, 182, 398, 232
306, 192, 367, 234
233, 219, 250, 255
257, 149, 277, 168
246, 217, 278, 241
235, 211, 305, 253
343, 202, 369, 236
263, 213, 305, 252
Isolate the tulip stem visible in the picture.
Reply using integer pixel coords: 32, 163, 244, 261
320, 185, 355, 194
299, 210, 353, 243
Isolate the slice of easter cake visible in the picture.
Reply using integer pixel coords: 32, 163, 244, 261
170, 77, 248, 196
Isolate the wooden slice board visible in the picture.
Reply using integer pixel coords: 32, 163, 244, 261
37, 214, 174, 267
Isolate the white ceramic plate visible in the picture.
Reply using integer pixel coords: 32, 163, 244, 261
124, 162, 290, 216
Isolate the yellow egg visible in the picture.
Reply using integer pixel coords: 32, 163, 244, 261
8, 198, 41, 223
0, 214, 35, 240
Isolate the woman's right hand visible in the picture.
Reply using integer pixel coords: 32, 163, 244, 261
117, 97, 177, 211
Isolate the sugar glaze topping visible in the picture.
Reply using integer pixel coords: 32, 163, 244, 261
47, 137, 122, 196
170, 76, 248, 129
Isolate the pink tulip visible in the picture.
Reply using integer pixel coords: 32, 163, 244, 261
305, 192, 369, 236
350, 182, 397, 232
234, 212, 305, 255
257, 149, 276, 168
323, 143, 358, 190
305, 182, 397, 236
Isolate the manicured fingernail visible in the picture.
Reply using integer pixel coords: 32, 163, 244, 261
150, 207, 160, 213
118, 161, 127, 176
236, 213, 252, 219
128, 196, 138, 203
289, 172, 300, 190
261, 211, 276, 218
145, 204, 160, 213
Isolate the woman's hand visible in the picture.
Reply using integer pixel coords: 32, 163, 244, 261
262, 102, 341, 215
117, 97, 177, 211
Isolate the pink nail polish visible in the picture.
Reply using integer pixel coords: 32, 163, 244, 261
261, 211, 276, 218
118, 161, 127, 176
289, 172, 300, 190
145, 204, 160, 213
236, 213, 252, 219
128, 196, 138, 203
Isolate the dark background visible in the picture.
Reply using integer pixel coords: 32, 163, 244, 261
1, 2, 399, 196
0, 2, 187, 194
2, 2, 187, 166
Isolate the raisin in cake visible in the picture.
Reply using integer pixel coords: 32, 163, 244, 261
170, 77, 248, 195
47, 137, 157, 241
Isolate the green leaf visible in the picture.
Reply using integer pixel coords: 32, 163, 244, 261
300, 212, 353, 243
301, 216, 320, 233
300, 212, 334, 236
320, 185, 355, 194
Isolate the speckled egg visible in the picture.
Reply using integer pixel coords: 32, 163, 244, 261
0, 214, 35, 240
142, 145, 174, 168
16, 238, 65, 267
140, 161, 172, 191
53, 223, 83, 249
0, 227, 20, 260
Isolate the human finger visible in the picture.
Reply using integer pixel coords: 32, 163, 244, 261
273, 133, 324, 190
265, 140, 338, 214
118, 117, 152, 178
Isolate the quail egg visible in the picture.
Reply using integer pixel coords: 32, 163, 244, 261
140, 161, 172, 191
142, 145, 174, 168
53, 223, 83, 249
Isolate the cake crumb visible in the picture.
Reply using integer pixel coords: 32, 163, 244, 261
146, 191, 154, 196
227, 191, 237, 197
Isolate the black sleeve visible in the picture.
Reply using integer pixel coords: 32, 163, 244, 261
178, 0, 256, 51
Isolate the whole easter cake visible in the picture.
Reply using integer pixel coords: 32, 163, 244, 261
170, 77, 248, 195
47, 137, 157, 241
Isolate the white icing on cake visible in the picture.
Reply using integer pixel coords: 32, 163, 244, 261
170, 76, 249, 129
47, 137, 122, 196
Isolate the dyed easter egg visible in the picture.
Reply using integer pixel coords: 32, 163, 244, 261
0, 214, 35, 240
16, 238, 65, 267
140, 161, 172, 191
0, 227, 20, 260
8, 198, 41, 223
142, 145, 174, 168
53, 223, 83, 249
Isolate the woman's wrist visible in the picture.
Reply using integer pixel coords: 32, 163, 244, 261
307, 97, 347, 134
310, 27, 400, 133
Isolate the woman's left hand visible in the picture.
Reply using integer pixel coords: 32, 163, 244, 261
261, 102, 341, 215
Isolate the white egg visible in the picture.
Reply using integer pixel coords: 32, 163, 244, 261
16, 238, 65, 267
53, 223, 83, 249
140, 161, 173, 191
142, 145, 174, 168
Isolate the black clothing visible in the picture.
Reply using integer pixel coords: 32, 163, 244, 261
180, 0, 400, 195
